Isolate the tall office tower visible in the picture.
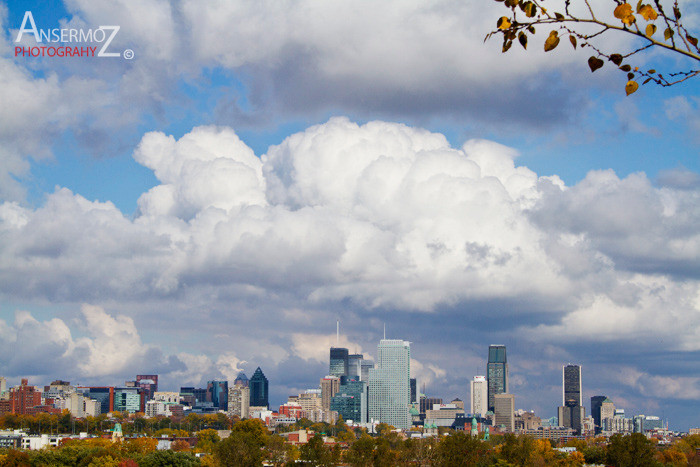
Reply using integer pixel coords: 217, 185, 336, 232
360, 359, 375, 381
494, 393, 515, 432
0, 377, 6, 398
471, 375, 488, 416
9, 379, 42, 415
600, 398, 615, 431
410, 378, 417, 404
330, 348, 349, 378
558, 364, 584, 434
330, 380, 368, 423
234, 372, 249, 387
207, 380, 229, 411
348, 354, 363, 379
368, 339, 411, 430
591, 395, 607, 434
487, 345, 508, 412
249, 367, 269, 408
320, 376, 341, 412
227, 384, 250, 419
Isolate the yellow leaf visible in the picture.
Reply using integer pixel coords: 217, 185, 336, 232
544, 30, 560, 52
646, 24, 656, 37
625, 80, 639, 96
497, 16, 511, 30
614, 3, 636, 26
638, 5, 658, 21
664, 27, 673, 41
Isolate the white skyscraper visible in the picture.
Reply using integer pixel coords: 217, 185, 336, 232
368, 339, 411, 430
470, 375, 488, 416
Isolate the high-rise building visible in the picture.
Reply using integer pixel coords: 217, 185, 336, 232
494, 393, 515, 432
77, 387, 114, 414
360, 360, 375, 381
600, 397, 615, 431
207, 380, 228, 411
558, 364, 584, 434
114, 387, 141, 413
227, 384, 250, 419
410, 378, 417, 404
348, 354, 363, 379
487, 345, 508, 412
320, 376, 341, 412
234, 372, 249, 387
9, 379, 41, 415
249, 367, 269, 408
368, 339, 411, 430
330, 348, 349, 378
330, 380, 368, 424
471, 375, 488, 416
591, 395, 607, 434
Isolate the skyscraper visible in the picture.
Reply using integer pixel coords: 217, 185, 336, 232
487, 345, 508, 412
348, 354, 363, 379
558, 364, 584, 434
494, 393, 515, 432
207, 380, 228, 411
591, 395, 606, 434
249, 367, 269, 408
470, 375, 488, 417
330, 348, 349, 378
368, 339, 411, 430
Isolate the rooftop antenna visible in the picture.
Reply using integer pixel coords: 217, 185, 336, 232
336, 320, 339, 346
383, 323, 386, 340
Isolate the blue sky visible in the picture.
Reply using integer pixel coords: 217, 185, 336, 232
1, 0, 700, 431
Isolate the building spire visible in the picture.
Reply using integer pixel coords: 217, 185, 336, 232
336, 320, 339, 346
383, 323, 386, 340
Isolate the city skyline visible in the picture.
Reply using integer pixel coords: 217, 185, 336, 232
1, 0, 699, 434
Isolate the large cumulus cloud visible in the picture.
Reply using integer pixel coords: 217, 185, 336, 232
1, 118, 700, 426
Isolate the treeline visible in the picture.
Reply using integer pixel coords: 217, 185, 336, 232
2, 416, 700, 466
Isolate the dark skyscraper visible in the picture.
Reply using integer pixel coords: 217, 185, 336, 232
487, 345, 508, 413
207, 380, 228, 411
330, 347, 349, 378
558, 364, 584, 434
591, 395, 606, 434
249, 367, 269, 408
410, 378, 417, 404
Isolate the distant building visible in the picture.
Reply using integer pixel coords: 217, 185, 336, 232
113, 387, 141, 413
330, 348, 349, 378
77, 387, 114, 414
368, 339, 411, 430
179, 387, 206, 407
234, 372, 249, 388
487, 345, 508, 413
410, 378, 417, 404
360, 360, 375, 382
227, 384, 250, 419
558, 364, 584, 434
600, 398, 615, 432
591, 395, 607, 434
471, 376, 488, 417
494, 393, 515, 432
348, 354, 363, 380
207, 381, 228, 411
320, 376, 341, 412
249, 367, 269, 408
9, 379, 42, 415
330, 379, 367, 423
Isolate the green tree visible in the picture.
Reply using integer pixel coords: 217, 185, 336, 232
435, 431, 486, 466
214, 425, 268, 467
487, 0, 700, 95
139, 450, 201, 467
299, 434, 334, 466
195, 428, 221, 454
606, 433, 657, 467
345, 434, 375, 467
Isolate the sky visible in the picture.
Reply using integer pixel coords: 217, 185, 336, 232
1, 0, 699, 430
